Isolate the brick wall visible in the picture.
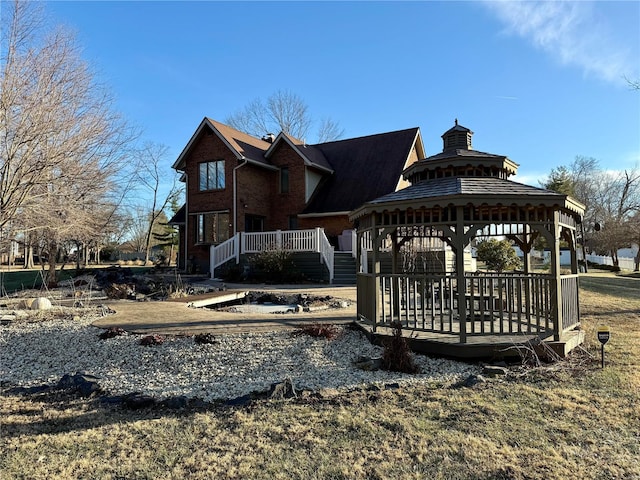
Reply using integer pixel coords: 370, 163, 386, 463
182, 130, 236, 273
236, 163, 274, 231
267, 141, 308, 230
298, 215, 353, 247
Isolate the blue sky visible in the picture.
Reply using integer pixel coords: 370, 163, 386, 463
46, 0, 640, 190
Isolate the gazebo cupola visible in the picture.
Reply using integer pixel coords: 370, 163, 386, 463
349, 121, 586, 358
403, 120, 519, 183
443, 119, 473, 151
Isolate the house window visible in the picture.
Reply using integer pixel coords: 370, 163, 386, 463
195, 212, 230, 244
199, 161, 225, 191
288, 215, 298, 230
245, 214, 265, 233
280, 166, 289, 193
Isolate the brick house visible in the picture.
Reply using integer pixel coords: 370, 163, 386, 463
170, 117, 425, 274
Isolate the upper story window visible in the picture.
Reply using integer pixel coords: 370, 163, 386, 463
199, 160, 225, 191
280, 166, 289, 193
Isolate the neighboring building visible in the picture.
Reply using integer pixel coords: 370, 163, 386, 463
170, 118, 425, 273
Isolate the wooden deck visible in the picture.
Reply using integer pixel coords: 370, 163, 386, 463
354, 318, 584, 360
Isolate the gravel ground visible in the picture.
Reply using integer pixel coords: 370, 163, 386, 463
0, 314, 481, 402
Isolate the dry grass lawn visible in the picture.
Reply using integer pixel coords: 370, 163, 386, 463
1, 273, 639, 480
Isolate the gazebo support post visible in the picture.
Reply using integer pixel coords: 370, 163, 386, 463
455, 206, 468, 344
551, 211, 563, 341
371, 225, 380, 332
391, 230, 400, 324
522, 226, 532, 275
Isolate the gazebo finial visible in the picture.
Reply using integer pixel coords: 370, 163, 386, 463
455, 118, 458, 126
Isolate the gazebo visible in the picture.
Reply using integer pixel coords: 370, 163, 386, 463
349, 121, 586, 358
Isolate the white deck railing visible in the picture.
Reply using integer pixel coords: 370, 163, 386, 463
211, 228, 335, 282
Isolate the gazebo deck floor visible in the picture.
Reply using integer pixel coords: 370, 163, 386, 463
354, 318, 584, 360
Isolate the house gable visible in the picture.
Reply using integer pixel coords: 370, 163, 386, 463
395, 129, 425, 191
265, 133, 333, 173
173, 117, 276, 172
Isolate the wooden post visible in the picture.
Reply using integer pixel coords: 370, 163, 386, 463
371, 223, 380, 332
550, 211, 563, 341
569, 230, 579, 275
455, 207, 468, 344
522, 226, 532, 275
391, 230, 400, 323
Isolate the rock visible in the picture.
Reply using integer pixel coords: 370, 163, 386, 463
331, 300, 350, 309
268, 379, 297, 400
384, 382, 401, 390
194, 333, 217, 345
100, 395, 125, 406
98, 327, 128, 340
139, 334, 164, 346
354, 355, 383, 371
482, 365, 509, 377
123, 393, 156, 409
1, 315, 16, 325
453, 374, 487, 388
99, 305, 116, 316
31, 297, 52, 310
162, 395, 190, 409
225, 394, 253, 407
18, 298, 36, 309
57, 372, 101, 397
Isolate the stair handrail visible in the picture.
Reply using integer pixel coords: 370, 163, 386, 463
210, 234, 240, 276
316, 227, 334, 283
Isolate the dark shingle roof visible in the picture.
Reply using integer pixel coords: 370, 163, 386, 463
423, 149, 507, 161
369, 176, 564, 205
283, 134, 333, 172
303, 128, 420, 214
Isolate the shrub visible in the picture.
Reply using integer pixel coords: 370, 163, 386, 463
139, 334, 164, 346
293, 323, 341, 340
98, 327, 128, 340
382, 322, 420, 374
218, 263, 244, 282
248, 245, 303, 283
476, 239, 522, 273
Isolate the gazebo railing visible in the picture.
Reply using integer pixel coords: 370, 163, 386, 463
561, 274, 580, 330
357, 272, 576, 340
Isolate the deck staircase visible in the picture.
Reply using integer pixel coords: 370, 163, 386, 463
333, 252, 357, 285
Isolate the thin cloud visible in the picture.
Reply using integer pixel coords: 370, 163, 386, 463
482, 1, 636, 86
495, 95, 518, 100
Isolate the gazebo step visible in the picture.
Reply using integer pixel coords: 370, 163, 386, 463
541, 329, 585, 358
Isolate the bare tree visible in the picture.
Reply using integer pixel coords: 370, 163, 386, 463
317, 117, 345, 143
629, 211, 640, 271
123, 205, 152, 254
589, 168, 640, 265
0, 1, 134, 284
226, 89, 343, 142
544, 157, 640, 267
133, 142, 181, 265
626, 76, 640, 90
